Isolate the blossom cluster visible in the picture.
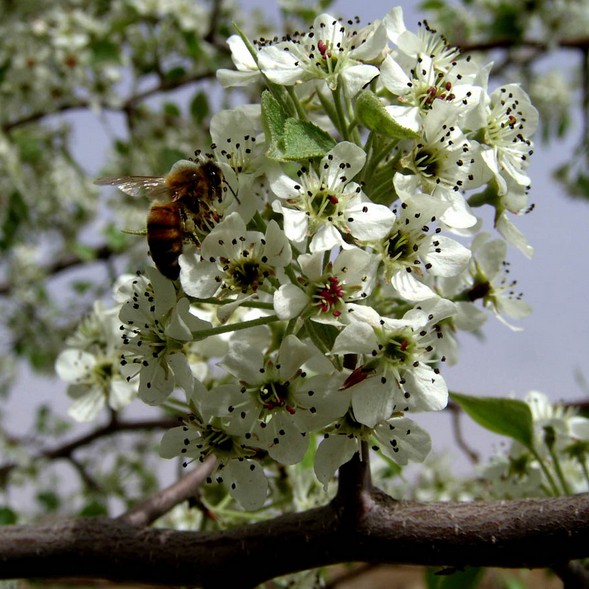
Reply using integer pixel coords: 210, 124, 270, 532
482, 391, 589, 499
58, 7, 538, 510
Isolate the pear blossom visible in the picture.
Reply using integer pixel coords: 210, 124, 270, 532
201, 334, 348, 465
118, 268, 212, 404
478, 84, 538, 196
332, 299, 455, 428
179, 212, 291, 300
257, 13, 387, 96
402, 101, 474, 193
216, 35, 262, 88
160, 406, 268, 511
314, 410, 432, 487
56, 302, 137, 422
273, 247, 378, 322
209, 105, 268, 222
370, 192, 471, 302
441, 233, 531, 329
269, 142, 395, 252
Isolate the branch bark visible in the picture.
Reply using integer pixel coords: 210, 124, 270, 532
1, 492, 588, 588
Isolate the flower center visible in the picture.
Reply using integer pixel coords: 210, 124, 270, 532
258, 381, 296, 414
312, 275, 344, 317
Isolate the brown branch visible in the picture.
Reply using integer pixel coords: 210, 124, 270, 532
41, 417, 179, 461
447, 400, 480, 464
0, 243, 117, 296
0, 417, 178, 478
117, 456, 216, 527
1, 492, 589, 587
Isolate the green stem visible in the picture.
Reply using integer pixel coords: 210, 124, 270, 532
187, 297, 274, 310
193, 314, 281, 339
547, 444, 573, 495
285, 86, 308, 120
578, 454, 589, 488
529, 446, 562, 496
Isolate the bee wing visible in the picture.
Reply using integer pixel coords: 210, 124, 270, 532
94, 176, 170, 199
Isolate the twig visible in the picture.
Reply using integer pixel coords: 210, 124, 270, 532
117, 456, 216, 527
447, 400, 480, 464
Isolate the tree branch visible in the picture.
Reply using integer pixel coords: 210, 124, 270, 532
117, 456, 216, 527
1, 492, 589, 587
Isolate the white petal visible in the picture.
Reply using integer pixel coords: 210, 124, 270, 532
391, 271, 436, 302
56, 349, 95, 382
346, 202, 396, 241
402, 365, 448, 412
68, 387, 105, 422
374, 416, 431, 465
332, 322, 378, 355
223, 459, 268, 510
179, 255, 221, 299
314, 435, 358, 489
423, 236, 471, 277
351, 378, 394, 428
273, 284, 307, 321
159, 426, 188, 459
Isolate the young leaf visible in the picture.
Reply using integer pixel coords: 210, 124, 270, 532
261, 90, 289, 160
282, 119, 336, 160
356, 89, 420, 139
450, 392, 534, 448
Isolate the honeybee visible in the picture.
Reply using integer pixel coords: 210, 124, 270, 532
96, 157, 228, 280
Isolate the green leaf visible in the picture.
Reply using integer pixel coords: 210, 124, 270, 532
450, 392, 534, 448
79, 500, 109, 517
0, 507, 18, 525
36, 491, 60, 513
356, 90, 420, 140
281, 119, 336, 160
0, 191, 28, 251
89, 39, 122, 66
70, 243, 99, 262
163, 101, 182, 118
261, 90, 289, 161
261, 91, 336, 161
104, 222, 129, 252
190, 91, 210, 124
164, 66, 187, 83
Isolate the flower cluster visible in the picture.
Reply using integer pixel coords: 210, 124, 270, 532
59, 7, 538, 510
481, 392, 589, 498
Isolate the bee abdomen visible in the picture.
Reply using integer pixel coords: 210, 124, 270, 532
147, 204, 183, 280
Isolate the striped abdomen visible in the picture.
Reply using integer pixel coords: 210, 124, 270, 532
147, 202, 183, 280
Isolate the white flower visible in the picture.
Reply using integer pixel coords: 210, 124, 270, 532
201, 334, 348, 465
56, 302, 136, 422
210, 105, 268, 222
441, 233, 531, 329
314, 411, 431, 488
118, 268, 211, 404
217, 35, 262, 87
257, 13, 387, 96
332, 299, 455, 428
371, 191, 471, 302
179, 212, 291, 301
273, 247, 378, 322
401, 101, 473, 193
479, 84, 538, 196
380, 53, 482, 135
160, 407, 267, 511
269, 142, 395, 251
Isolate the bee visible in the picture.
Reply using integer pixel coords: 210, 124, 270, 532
96, 157, 228, 280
